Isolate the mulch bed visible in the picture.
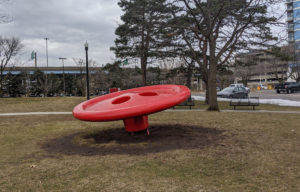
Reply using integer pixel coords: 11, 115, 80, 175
41, 124, 224, 156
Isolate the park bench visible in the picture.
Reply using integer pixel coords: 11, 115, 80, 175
173, 96, 195, 110
229, 97, 259, 110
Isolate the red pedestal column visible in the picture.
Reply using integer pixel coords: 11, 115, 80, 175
123, 115, 148, 132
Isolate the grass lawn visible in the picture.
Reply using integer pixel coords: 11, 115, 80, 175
0, 110, 299, 191
0, 97, 85, 113
1, 97, 300, 113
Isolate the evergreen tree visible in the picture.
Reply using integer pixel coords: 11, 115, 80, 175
30, 70, 45, 96
111, 0, 170, 85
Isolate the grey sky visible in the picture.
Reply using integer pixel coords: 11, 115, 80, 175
0, 0, 287, 68
0, 0, 122, 67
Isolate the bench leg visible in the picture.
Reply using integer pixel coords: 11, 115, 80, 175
234, 106, 236, 110
253, 106, 255, 110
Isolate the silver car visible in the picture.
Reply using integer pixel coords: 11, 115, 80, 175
229, 84, 250, 93
217, 87, 248, 98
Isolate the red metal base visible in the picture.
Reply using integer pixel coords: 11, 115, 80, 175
123, 115, 149, 132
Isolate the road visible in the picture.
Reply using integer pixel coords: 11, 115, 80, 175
193, 89, 300, 103
249, 90, 300, 101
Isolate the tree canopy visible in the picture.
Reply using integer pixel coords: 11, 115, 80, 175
111, 0, 171, 85
168, 0, 277, 110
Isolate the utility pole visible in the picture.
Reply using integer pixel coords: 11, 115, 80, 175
59, 57, 67, 96
44, 37, 49, 97
45, 38, 49, 68
34, 52, 37, 69
84, 41, 90, 100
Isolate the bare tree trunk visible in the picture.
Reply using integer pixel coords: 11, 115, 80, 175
208, 63, 218, 111
208, 42, 219, 111
0, 70, 3, 97
141, 56, 147, 86
205, 81, 209, 104
202, 40, 209, 105
186, 61, 193, 89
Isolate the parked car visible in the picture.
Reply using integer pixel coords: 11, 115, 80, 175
275, 82, 300, 94
229, 83, 250, 93
217, 87, 248, 98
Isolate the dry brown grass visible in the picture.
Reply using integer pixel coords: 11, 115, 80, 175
0, 111, 299, 191
0, 97, 85, 113
1, 97, 300, 113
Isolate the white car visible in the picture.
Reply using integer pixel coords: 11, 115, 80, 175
229, 84, 250, 93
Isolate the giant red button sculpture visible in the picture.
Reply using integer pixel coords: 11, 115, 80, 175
73, 85, 190, 133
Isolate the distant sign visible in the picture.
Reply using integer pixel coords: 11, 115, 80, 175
122, 59, 129, 66
31, 51, 35, 60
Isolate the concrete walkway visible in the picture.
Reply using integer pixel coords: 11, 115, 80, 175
0, 112, 72, 116
1, 110, 300, 116
168, 109, 300, 114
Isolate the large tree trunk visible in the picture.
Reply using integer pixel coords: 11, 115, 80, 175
208, 62, 219, 111
202, 40, 209, 105
205, 83, 209, 104
202, 78, 209, 104
0, 69, 3, 97
207, 42, 219, 111
186, 62, 193, 88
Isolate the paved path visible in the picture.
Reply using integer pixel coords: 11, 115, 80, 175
169, 109, 300, 114
1, 110, 300, 117
0, 112, 72, 116
193, 90, 300, 101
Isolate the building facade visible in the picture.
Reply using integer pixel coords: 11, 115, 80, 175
234, 50, 288, 88
287, 0, 300, 43
287, 0, 300, 82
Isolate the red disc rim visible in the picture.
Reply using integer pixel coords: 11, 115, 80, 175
73, 84, 190, 121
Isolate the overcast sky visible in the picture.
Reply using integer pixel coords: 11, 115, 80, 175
0, 0, 287, 68
0, 0, 122, 67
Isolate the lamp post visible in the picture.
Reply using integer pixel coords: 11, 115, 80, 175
59, 57, 67, 96
44, 37, 49, 97
84, 41, 90, 100
44, 38, 49, 68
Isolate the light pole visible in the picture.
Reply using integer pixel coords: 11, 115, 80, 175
84, 41, 90, 100
44, 38, 49, 67
44, 37, 49, 97
59, 57, 67, 96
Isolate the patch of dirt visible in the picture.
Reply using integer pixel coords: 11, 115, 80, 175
40, 124, 225, 156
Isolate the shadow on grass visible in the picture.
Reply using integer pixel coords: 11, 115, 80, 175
41, 124, 224, 156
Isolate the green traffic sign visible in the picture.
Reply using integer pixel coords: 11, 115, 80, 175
31, 51, 35, 60
122, 59, 128, 65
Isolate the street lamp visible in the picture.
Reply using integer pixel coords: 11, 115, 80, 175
44, 38, 49, 68
59, 57, 67, 96
84, 41, 90, 100
44, 37, 49, 97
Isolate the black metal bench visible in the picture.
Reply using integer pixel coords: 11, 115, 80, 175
229, 97, 259, 110
173, 97, 195, 110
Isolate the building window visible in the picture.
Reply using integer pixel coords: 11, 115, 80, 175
293, 1, 300, 8
294, 30, 300, 40
289, 23, 294, 30
294, 9, 300, 20
289, 32, 295, 41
